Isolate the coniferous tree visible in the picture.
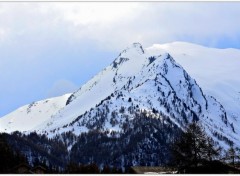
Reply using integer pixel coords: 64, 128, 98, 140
171, 122, 220, 169
226, 145, 239, 166
0, 133, 28, 173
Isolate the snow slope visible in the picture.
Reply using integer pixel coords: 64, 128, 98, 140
35, 43, 147, 132
147, 42, 240, 134
0, 94, 71, 133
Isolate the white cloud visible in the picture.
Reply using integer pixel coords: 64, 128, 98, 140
51, 2, 141, 26
46, 2, 240, 50
0, 2, 240, 50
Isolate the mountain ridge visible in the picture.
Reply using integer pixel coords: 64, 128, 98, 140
1, 42, 239, 150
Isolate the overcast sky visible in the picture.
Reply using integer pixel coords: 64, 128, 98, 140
1, 2, 240, 117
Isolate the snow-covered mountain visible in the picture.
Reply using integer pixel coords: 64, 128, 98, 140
1, 42, 239, 149
0, 94, 71, 133
148, 42, 240, 125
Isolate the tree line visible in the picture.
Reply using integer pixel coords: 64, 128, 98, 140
1, 121, 240, 174
170, 122, 240, 173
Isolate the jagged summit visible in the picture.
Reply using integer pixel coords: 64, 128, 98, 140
132, 42, 144, 53
124, 42, 144, 52
119, 42, 144, 56
132, 42, 142, 47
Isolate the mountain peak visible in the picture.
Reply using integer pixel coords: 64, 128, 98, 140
132, 42, 143, 48
132, 42, 144, 54
121, 42, 144, 55
112, 43, 145, 69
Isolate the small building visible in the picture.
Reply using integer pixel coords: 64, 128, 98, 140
13, 163, 33, 174
13, 163, 47, 174
32, 165, 47, 174
130, 166, 178, 174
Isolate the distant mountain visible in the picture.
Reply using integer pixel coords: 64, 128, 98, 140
0, 94, 71, 133
1, 42, 239, 167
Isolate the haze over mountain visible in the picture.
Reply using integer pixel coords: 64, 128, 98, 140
0, 42, 239, 150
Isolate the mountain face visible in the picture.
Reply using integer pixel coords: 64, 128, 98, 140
1, 42, 240, 168
28, 43, 237, 148
147, 42, 240, 132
